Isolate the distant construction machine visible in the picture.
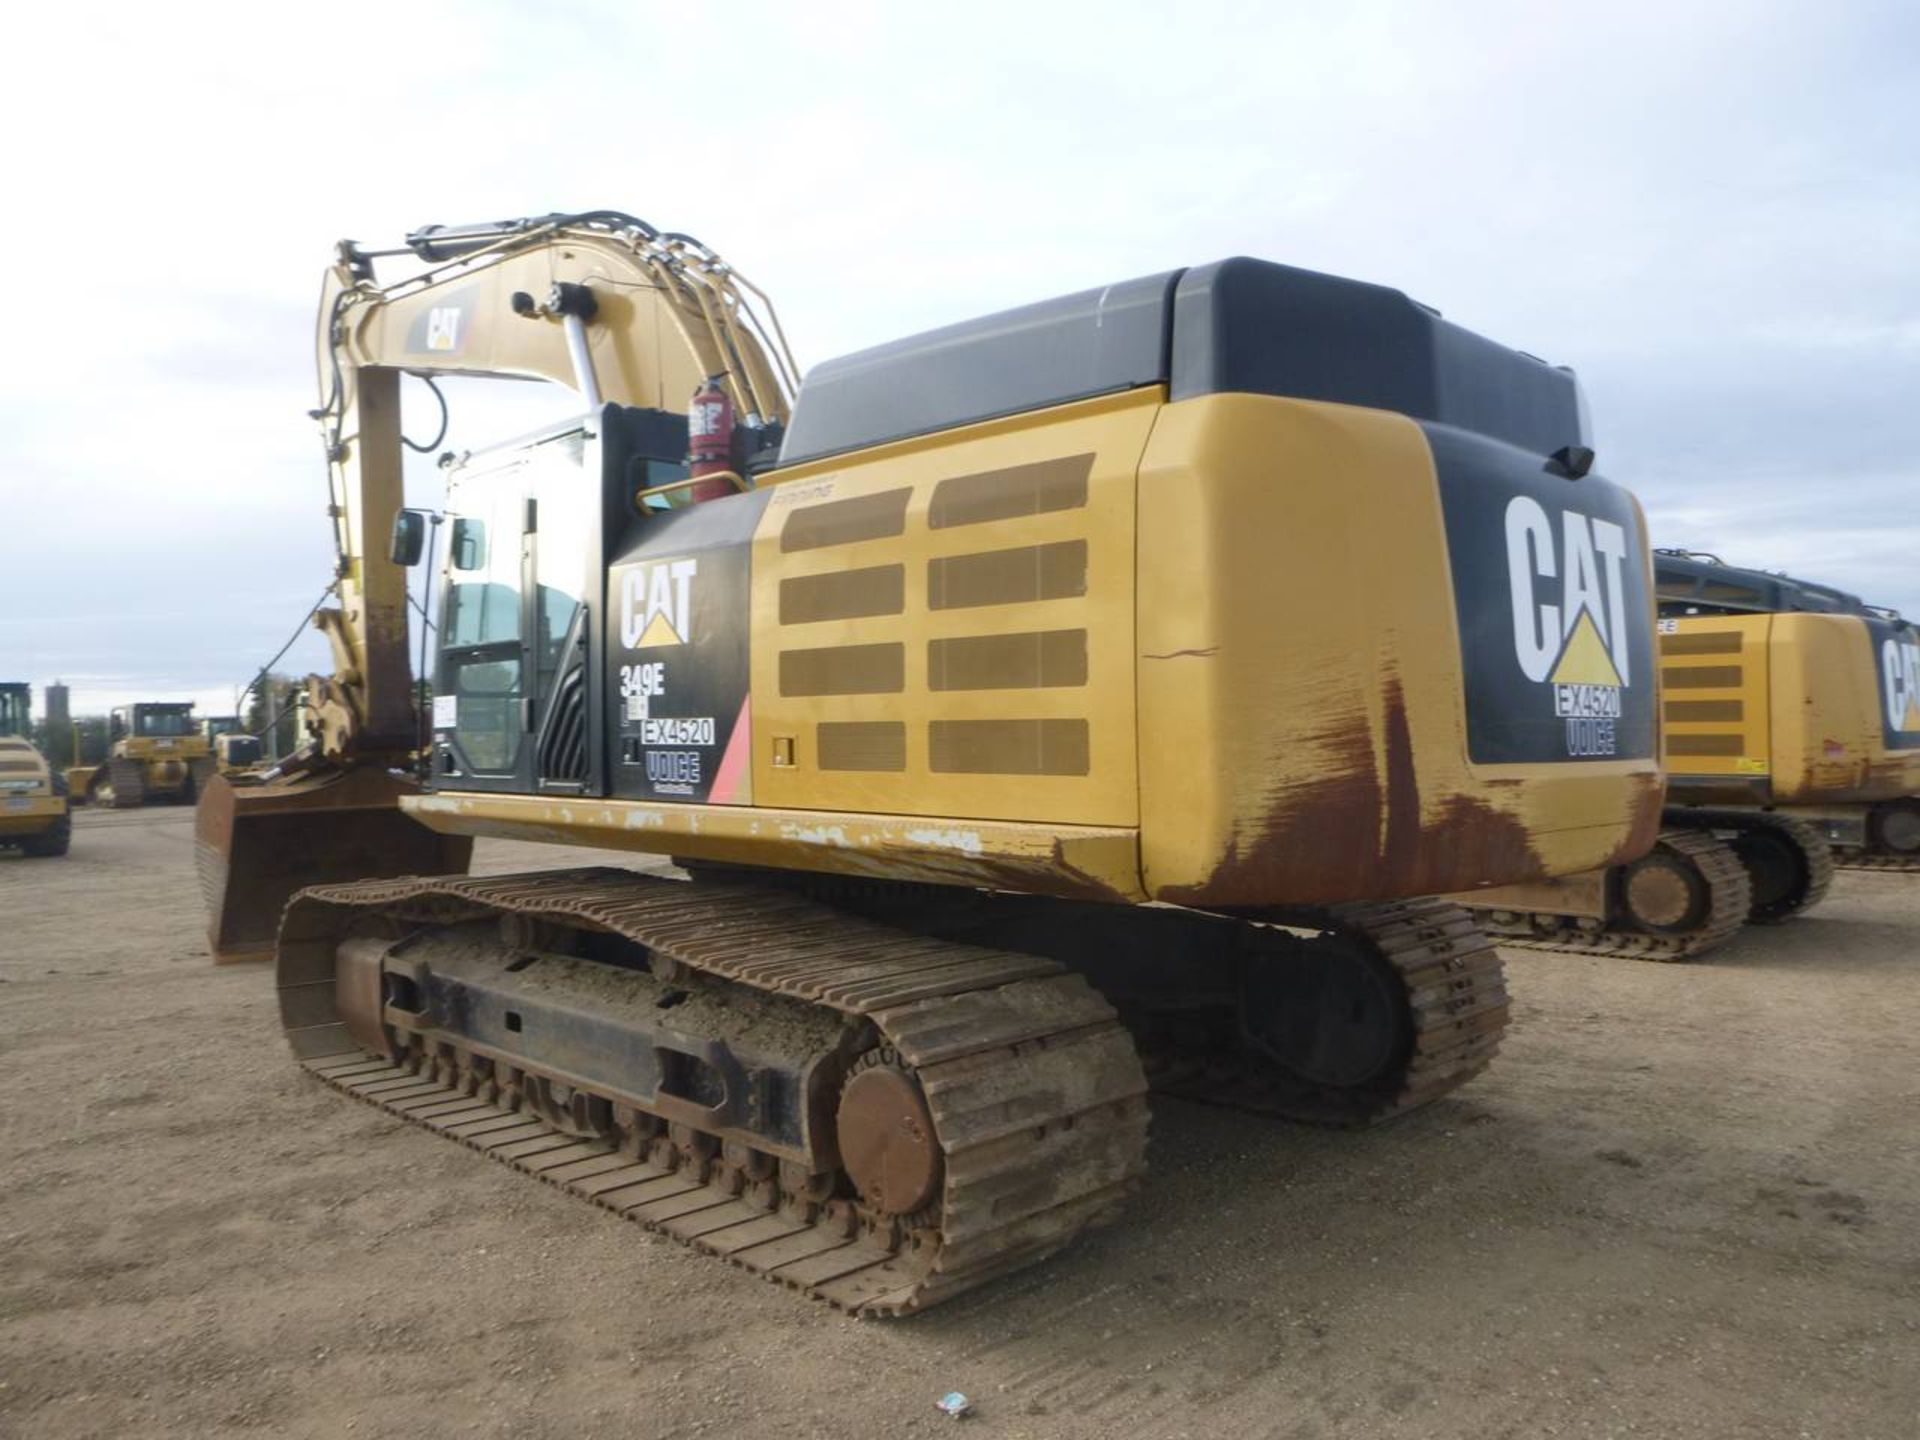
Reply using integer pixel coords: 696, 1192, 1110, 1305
1657, 552, 1919, 868
197, 211, 1663, 1314
202, 715, 266, 777
1463, 551, 1918, 956
0, 683, 71, 857
71, 702, 216, 808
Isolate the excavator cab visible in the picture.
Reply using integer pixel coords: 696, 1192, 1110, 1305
423, 408, 685, 795
195, 212, 781, 962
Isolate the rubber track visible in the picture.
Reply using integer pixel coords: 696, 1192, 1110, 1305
1684, 808, 1835, 922
1471, 829, 1751, 962
279, 869, 1150, 1316
1143, 897, 1508, 1126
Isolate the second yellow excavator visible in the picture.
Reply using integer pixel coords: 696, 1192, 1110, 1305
197, 210, 1662, 1314
1463, 551, 1918, 956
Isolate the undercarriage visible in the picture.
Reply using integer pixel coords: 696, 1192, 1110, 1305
1467, 810, 1833, 960
279, 867, 1507, 1313
1833, 800, 1920, 872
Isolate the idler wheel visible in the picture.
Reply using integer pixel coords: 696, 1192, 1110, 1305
1621, 847, 1709, 933
835, 1049, 941, 1217
1870, 802, 1920, 855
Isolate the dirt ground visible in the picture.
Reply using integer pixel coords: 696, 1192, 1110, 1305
1, 808, 1916, 1440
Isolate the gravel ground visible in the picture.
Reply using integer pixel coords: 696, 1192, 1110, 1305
1, 806, 1916, 1439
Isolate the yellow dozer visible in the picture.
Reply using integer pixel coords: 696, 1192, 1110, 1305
1462, 551, 1917, 956
70, 702, 217, 809
0, 684, 71, 857
198, 211, 1662, 1314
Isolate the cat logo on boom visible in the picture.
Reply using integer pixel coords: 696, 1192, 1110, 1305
621, 559, 699, 649
425, 307, 463, 352
1503, 496, 1635, 757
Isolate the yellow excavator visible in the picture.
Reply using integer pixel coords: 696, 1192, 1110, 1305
70, 701, 217, 808
1462, 551, 1917, 956
0, 683, 70, 857
197, 210, 1662, 1314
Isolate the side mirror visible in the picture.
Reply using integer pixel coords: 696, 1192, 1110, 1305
390, 509, 428, 567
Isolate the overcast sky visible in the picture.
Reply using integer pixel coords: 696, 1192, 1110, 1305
1, 0, 1913, 716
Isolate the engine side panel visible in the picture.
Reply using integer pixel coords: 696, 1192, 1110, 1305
1134, 393, 1662, 908
1766, 614, 1920, 802
746, 388, 1154, 828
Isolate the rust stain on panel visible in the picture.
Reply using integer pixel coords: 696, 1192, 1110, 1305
1160, 677, 1548, 907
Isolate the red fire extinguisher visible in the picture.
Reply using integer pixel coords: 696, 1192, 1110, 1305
687, 376, 735, 503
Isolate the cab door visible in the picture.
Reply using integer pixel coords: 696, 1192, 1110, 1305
436, 455, 538, 791
431, 407, 686, 798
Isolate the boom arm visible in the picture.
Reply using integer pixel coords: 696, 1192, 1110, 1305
303, 210, 797, 766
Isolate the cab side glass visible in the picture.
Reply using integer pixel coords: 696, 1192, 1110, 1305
451, 517, 488, 571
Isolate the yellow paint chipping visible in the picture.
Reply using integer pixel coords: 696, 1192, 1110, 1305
405, 791, 1144, 902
